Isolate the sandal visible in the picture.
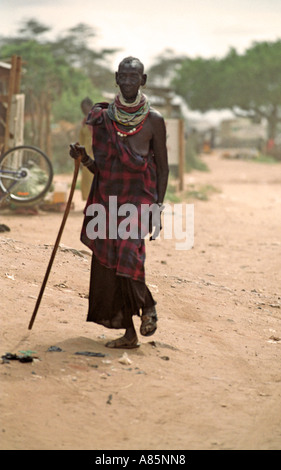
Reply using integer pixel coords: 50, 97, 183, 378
105, 335, 140, 349
140, 307, 158, 337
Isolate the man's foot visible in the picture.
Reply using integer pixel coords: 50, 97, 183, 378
105, 334, 140, 349
140, 307, 158, 337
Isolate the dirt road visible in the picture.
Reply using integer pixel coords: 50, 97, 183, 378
1, 152, 281, 450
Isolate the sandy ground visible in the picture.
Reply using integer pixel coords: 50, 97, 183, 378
0, 152, 281, 450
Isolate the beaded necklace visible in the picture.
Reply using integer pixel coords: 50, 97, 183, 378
108, 92, 150, 138
112, 112, 150, 137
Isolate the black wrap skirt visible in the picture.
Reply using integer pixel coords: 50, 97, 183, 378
87, 255, 156, 329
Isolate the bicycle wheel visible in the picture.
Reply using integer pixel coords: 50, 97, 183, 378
0, 145, 53, 204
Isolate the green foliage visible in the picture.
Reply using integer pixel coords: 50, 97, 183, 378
164, 179, 181, 203
173, 57, 224, 112
252, 153, 280, 164
185, 129, 209, 172
18, 18, 51, 37
184, 184, 220, 201
0, 26, 106, 115
185, 149, 209, 173
52, 74, 103, 123
172, 40, 281, 140
1, 40, 73, 109
147, 49, 185, 85
0, 18, 116, 164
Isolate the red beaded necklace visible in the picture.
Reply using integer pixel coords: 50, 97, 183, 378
113, 112, 149, 138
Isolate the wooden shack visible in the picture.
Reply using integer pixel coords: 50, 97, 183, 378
0, 55, 24, 154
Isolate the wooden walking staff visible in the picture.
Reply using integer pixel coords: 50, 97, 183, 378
28, 152, 82, 330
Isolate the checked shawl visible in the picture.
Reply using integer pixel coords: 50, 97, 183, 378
80, 103, 158, 282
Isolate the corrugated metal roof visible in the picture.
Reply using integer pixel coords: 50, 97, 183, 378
0, 61, 11, 70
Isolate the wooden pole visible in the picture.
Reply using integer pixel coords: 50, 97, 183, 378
178, 119, 185, 191
4, 56, 17, 151
28, 156, 82, 330
14, 56, 22, 94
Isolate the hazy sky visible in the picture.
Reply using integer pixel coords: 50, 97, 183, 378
1, 0, 281, 69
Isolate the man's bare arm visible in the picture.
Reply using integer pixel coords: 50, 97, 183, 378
150, 111, 169, 204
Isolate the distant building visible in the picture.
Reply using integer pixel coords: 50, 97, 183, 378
217, 117, 267, 148
145, 86, 182, 119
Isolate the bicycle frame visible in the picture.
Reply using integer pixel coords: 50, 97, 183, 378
0, 168, 25, 204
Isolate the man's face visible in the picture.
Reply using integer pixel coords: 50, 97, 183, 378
116, 61, 147, 102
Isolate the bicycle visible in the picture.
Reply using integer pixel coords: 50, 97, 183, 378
0, 145, 53, 206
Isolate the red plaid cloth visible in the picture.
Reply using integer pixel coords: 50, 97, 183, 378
80, 103, 157, 282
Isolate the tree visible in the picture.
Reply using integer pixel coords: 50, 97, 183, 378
172, 56, 223, 111
1, 38, 62, 153
225, 42, 281, 140
0, 19, 115, 156
147, 49, 184, 86
0, 38, 89, 155
51, 23, 119, 92
18, 18, 51, 38
172, 41, 281, 141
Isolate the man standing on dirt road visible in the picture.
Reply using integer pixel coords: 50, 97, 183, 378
69, 57, 169, 349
